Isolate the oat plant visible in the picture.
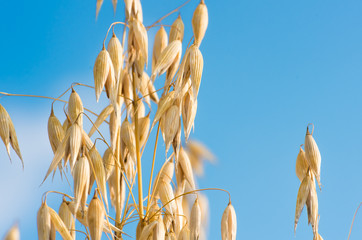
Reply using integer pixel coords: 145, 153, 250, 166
0, 0, 237, 239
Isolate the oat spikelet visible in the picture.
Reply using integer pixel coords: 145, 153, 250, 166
148, 80, 159, 103
306, 177, 319, 235
170, 15, 184, 42
0, 104, 23, 167
192, 0, 208, 46
182, 91, 197, 141
68, 89, 84, 126
152, 40, 182, 81
130, 18, 148, 66
37, 202, 51, 240
140, 221, 157, 239
109, 110, 120, 152
153, 218, 166, 240
178, 224, 190, 240
96, 0, 104, 19
72, 155, 90, 214
68, 123, 82, 170
314, 233, 324, 240
152, 91, 175, 128
159, 180, 176, 215
107, 33, 123, 81
103, 147, 115, 180
93, 48, 113, 102
153, 159, 174, 198
4, 223, 20, 240
121, 118, 136, 161
294, 172, 312, 233
189, 44, 204, 100
48, 108, 65, 153
178, 147, 195, 189
161, 105, 180, 155
88, 104, 114, 137
296, 145, 308, 182
138, 113, 150, 149
304, 124, 322, 189
221, 203, 237, 240
48, 206, 73, 240
58, 198, 74, 237
112, 0, 117, 13
153, 26, 169, 72
190, 198, 201, 240
88, 192, 105, 240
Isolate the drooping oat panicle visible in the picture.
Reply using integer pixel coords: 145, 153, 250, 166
107, 33, 123, 82
37, 202, 51, 240
96, 0, 104, 19
304, 124, 322, 189
189, 44, 204, 100
153, 26, 169, 72
152, 40, 182, 82
93, 48, 113, 102
178, 147, 195, 189
88, 144, 109, 210
4, 223, 20, 240
169, 15, 184, 42
0, 104, 23, 166
161, 105, 180, 155
192, 0, 208, 46
103, 147, 115, 180
190, 198, 201, 240
152, 91, 176, 128
294, 172, 312, 233
221, 202, 237, 240
68, 89, 84, 126
88, 191, 105, 240
48, 206, 73, 240
58, 198, 74, 237
295, 144, 308, 182
182, 91, 197, 141
72, 155, 90, 214
88, 104, 113, 137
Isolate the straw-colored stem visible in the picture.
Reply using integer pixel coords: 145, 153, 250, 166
131, 67, 144, 220
348, 202, 362, 240
103, 22, 128, 48
145, 122, 160, 217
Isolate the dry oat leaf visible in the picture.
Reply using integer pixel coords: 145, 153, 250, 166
72, 155, 90, 214
152, 40, 182, 81
68, 89, 84, 126
159, 180, 176, 216
189, 44, 203, 100
294, 173, 312, 233
47, 206, 73, 240
304, 124, 322, 190
178, 147, 195, 189
170, 15, 184, 42
295, 144, 308, 182
94, 48, 112, 102
221, 202, 237, 240
88, 192, 105, 240
190, 198, 201, 240
192, 0, 208, 46
96, 0, 104, 19
153, 26, 169, 72
58, 198, 73, 236
152, 91, 175, 128
0, 104, 23, 167
140, 221, 158, 239
37, 202, 51, 240
4, 223, 20, 240
182, 91, 197, 141
88, 104, 114, 137
103, 147, 115, 180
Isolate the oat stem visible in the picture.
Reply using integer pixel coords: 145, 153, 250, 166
103, 22, 128, 48
348, 202, 362, 240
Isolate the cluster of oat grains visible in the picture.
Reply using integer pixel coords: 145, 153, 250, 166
295, 123, 323, 240
0, 0, 237, 239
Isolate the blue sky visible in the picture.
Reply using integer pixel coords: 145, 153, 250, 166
1, 0, 362, 239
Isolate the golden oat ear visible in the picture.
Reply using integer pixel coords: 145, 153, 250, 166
48, 206, 73, 240
3, 222, 20, 240
95, 0, 104, 20
192, 0, 208, 46
88, 190, 105, 240
153, 26, 169, 73
221, 202, 237, 240
190, 198, 201, 240
58, 198, 74, 237
304, 123, 322, 190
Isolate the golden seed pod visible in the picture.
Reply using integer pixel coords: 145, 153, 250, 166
153, 91, 176, 128
169, 15, 184, 42
192, 0, 208, 46
189, 44, 204, 100
48, 206, 73, 240
37, 202, 51, 240
88, 145, 109, 211
93, 48, 113, 102
68, 89, 84, 126
58, 199, 73, 234
103, 147, 115, 181
153, 26, 169, 72
190, 198, 201, 240
295, 145, 309, 182
221, 203, 237, 240
96, 0, 104, 19
107, 33, 123, 82
72, 155, 90, 214
152, 40, 182, 81
88, 192, 105, 240
178, 147, 196, 189
0, 103, 23, 167
294, 172, 312, 233
307, 177, 319, 235
4, 223, 20, 240
304, 124, 322, 189
161, 105, 180, 155
182, 91, 197, 141
88, 104, 114, 137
